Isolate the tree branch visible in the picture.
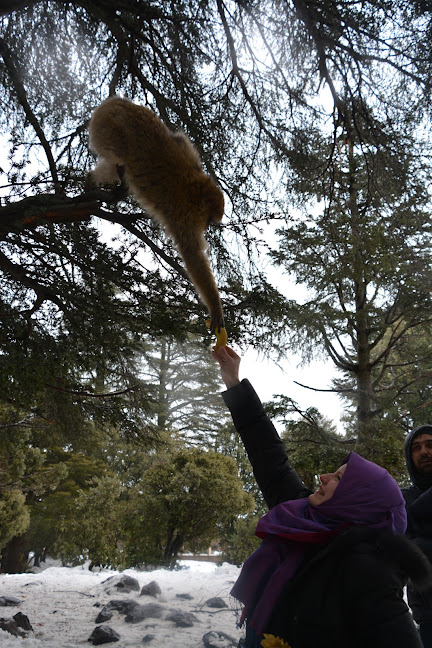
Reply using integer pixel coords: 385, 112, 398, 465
0, 248, 65, 312
216, 0, 289, 155
0, 193, 100, 232
96, 208, 189, 280
293, 379, 354, 394
0, 36, 59, 186
45, 383, 140, 399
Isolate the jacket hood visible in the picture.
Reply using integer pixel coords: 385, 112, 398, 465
404, 424, 432, 489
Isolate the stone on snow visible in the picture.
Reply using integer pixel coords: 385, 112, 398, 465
165, 609, 199, 627
95, 605, 113, 623
102, 574, 140, 593
88, 624, 121, 645
139, 580, 161, 598
106, 599, 140, 615
143, 633, 156, 643
0, 618, 26, 638
202, 630, 239, 648
176, 592, 193, 600
205, 596, 228, 608
0, 595, 22, 606
14, 611, 33, 631
124, 602, 164, 624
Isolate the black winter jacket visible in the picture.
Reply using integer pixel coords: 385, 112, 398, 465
223, 380, 431, 648
402, 424, 432, 624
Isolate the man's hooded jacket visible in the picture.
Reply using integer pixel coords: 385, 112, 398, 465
403, 424, 432, 623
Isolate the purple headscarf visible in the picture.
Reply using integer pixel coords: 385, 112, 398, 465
231, 452, 407, 634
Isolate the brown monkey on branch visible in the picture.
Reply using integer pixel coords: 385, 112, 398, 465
88, 96, 227, 347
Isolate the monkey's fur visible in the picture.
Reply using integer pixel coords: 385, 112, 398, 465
88, 96, 225, 333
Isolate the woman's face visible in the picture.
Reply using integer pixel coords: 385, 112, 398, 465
308, 463, 347, 507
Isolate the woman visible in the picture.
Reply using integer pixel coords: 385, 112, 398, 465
212, 345, 431, 648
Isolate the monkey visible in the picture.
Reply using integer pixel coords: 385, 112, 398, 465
87, 96, 226, 342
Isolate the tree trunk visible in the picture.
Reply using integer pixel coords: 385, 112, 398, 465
0, 535, 28, 573
346, 119, 374, 443
163, 528, 184, 568
157, 339, 169, 430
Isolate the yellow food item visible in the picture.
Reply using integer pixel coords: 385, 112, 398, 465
206, 319, 228, 350
214, 326, 228, 350
260, 634, 291, 648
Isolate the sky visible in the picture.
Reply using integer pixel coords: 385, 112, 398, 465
0, 558, 243, 648
238, 347, 344, 433
225, 215, 347, 434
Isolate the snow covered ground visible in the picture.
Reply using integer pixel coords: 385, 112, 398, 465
0, 558, 243, 647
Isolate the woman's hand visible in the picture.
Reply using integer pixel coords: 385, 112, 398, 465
211, 345, 241, 389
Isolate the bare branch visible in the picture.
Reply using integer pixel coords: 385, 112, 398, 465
293, 379, 354, 395
0, 193, 98, 232
96, 208, 189, 279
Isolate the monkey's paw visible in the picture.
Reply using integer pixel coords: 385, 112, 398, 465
205, 319, 228, 349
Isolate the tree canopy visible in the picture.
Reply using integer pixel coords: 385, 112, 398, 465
2, 2, 432, 421
2, 0, 432, 570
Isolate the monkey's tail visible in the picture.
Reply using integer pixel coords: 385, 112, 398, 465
177, 242, 225, 333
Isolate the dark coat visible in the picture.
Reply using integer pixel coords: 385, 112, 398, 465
223, 380, 430, 648
402, 424, 432, 624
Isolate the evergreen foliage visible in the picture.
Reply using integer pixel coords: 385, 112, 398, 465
1, 0, 432, 570
0, 338, 245, 571
51, 446, 253, 569
1, 0, 432, 437
271, 114, 432, 446
139, 335, 230, 444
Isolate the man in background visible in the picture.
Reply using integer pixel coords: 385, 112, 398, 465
403, 425, 432, 647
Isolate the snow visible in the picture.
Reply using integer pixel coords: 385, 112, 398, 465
0, 558, 243, 647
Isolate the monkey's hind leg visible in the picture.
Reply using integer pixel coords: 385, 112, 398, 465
89, 158, 123, 187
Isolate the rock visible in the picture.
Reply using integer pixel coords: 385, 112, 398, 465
166, 609, 199, 627
125, 603, 164, 624
143, 634, 156, 643
107, 599, 140, 615
88, 624, 121, 645
95, 605, 113, 623
203, 630, 239, 647
95, 598, 140, 621
0, 596, 21, 606
139, 580, 161, 598
0, 618, 27, 638
102, 574, 140, 593
176, 593, 193, 600
13, 611, 33, 631
205, 596, 228, 608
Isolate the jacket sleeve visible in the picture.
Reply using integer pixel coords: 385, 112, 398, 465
409, 485, 432, 522
403, 486, 432, 560
222, 379, 311, 509
342, 549, 423, 648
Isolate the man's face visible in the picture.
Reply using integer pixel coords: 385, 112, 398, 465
411, 433, 432, 473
